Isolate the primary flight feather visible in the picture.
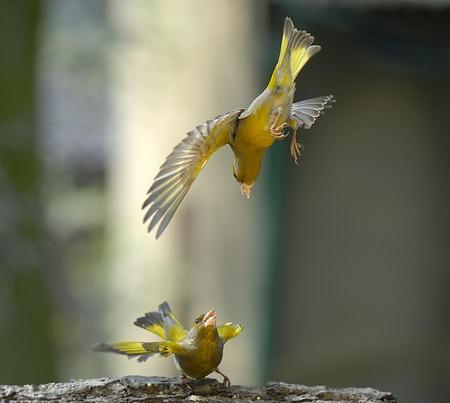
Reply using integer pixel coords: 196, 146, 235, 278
143, 17, 335, 238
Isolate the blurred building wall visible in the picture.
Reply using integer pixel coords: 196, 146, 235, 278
266, 5, 450, 403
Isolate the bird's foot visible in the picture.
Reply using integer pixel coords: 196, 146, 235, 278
290, 131, 304, 165
179, 374, 194, 392
215, 368, 231, 392
222, 376, 231, 390
291, 126, 305, 165
270, 122, 290, 138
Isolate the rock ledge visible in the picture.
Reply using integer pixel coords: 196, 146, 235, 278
0, 375, 397, 402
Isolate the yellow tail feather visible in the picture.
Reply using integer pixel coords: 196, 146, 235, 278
93, 341, 163, 362
94, 339, 186, 361
277, 17, 321, 80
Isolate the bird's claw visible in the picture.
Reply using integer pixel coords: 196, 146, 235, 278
290, 140, 304, 165
222, 376, 231, 390
215, 369, 232, 392
271, 122, 290, 138
179, 374, 194, 392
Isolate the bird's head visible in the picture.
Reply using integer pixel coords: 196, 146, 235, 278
187, 309, 218, 341
233, 165, 255, 199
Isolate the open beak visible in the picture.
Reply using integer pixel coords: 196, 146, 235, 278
240, 182, 253, 199
202, 309, 217, 328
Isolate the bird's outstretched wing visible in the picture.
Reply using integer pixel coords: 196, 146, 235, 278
158, 301, 188, 342
143, 109, 244, 238
290, 95, 335, 129
134, 301, 187, 342
134, 309, 165, 339
218, 322, 243, 343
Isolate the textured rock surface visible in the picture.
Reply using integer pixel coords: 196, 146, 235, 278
0, 376, 397, 402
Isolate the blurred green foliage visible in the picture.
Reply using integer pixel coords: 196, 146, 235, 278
0, 1, 56, 384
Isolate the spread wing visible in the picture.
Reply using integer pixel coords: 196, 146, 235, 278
218, 322, 243, 343
158, 301, 187, 342
133, 301, 187, 342
143, 109, 243, 238
134, 310, 165, 339
290, 95, 335, 129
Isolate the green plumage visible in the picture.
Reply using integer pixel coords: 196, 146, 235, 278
94, 301, 242, 385
142, 17, 334, 237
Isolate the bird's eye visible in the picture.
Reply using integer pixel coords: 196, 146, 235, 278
275, 85, 282, 94
232, 167, 238, 180
194, 318, 201, 324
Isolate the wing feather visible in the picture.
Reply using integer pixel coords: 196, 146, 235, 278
290, 95, 335, 129
218, 322, 243, 343
133, 301, 187, 342
134, 310, 165, 339
158, 301, 188, 342
143, 109, 243, 238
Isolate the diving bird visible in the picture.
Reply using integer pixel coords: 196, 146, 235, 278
143, 17, 334, 238
94, 301, 243, 387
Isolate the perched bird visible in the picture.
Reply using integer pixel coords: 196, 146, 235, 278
143, 17, 334, 238
94, 301, 243, 387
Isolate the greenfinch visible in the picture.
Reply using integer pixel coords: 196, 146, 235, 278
143, 17, 334, 238
94, 301, 243, 387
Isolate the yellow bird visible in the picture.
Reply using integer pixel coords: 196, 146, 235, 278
94, 301, 243, 387
143, 17, 334, 238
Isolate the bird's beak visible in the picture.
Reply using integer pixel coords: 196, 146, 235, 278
240, 182, 253, 199
203, 309, 216, 328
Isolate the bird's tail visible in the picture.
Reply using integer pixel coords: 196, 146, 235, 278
93, 340, 175, 362
276, 17, 321, 81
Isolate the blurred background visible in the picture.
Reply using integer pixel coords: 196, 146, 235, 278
0, 0, 449, 402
